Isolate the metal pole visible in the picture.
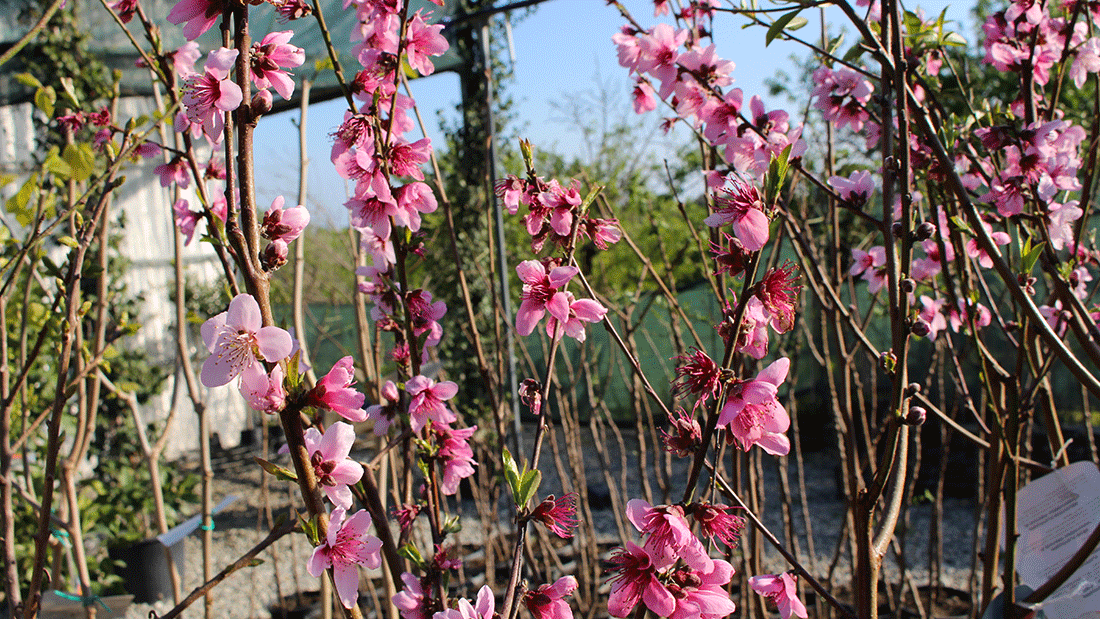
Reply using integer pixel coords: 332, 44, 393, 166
479, 20, 522, 456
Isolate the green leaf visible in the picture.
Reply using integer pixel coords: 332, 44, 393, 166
59, 77, 80, 109
1021, 240, 1045, 275
6, 174, 38, 225
764, 144, 793, 205
786, 16, 808, 31
58, 235, 78, 249
285, 351, 302, 390
254, 456, 298, 481
842, 43, 866, 64
45, 149, 72, 180
63, 143, 96, 182
314, 56, 334, 74
826, 33, 846, 56
14, 73, 42, 89
299, 513, 320, 545
766, 10, 802, 46
399, 543, 424, 568
578, 184, 604, 216
517, 469, 541, 508
35, 86, 55, 118
942, 31, 967, 46
502, 448, 522, 505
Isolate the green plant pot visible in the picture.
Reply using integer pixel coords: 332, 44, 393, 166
106, 538, 185, 604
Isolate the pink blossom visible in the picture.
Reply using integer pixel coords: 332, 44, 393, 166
261, 195, 310, 243
394, 572, 429, 619
515, 260, 579, 337
700, 88, 744, 144
406, 375, 458, 433
948, 299, 992, 333
666, 560, 737, 619
1072, 37, 1100, 87
107, 0, 138, 23
307, 357, 367, 422
730, 297, 771, 360
307, 507, 382, 609
530, 493, 579, 539
704, 180, 770, 251
581, 218, 622, 250
917, 296, 948, 341
273, 0, 312, 20
1039, 301, 1072, 336
437, 425, 477, 495
395, 182, 438, 232
182, 48, 243, 141
636, 23, 688, 98
607, 542, 675, 618
632, 80, 657, 113
964, 222, 1010, 269
174, 199, 200, 245
303, 422, 364, 509
365, 380, 400, 436
662, 408, 702, 457
691, 503, 745, 548
240, 365, 286, 414
543, 292, 608, 343
524, 576, 578, 619
750, 573, 808, 619
828, 170, 875, 206
404, 11, 449, 76
755, 261, 801, 333
167, 0, 228, 40
812, 66, 874, 131
718, 357, 791, 455
435, 585, 494, 619
200, 294, 293, 388
389, 138, 431, 180
1047, 200, 1083, 250
170, 41, 202, 78
626, 499, 712, 571
672, 348, 722, 405
155, 156, 190, 189
679, 43, 735, 89
360, 225, 396, 267
250, 31, 304, 99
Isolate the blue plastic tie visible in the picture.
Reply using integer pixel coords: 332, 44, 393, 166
53, 591, 110, 611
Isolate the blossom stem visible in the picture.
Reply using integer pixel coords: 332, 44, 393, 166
681, 251, 762, 504
309, 0, 356, 111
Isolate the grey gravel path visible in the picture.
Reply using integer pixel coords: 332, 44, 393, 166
118, 434, 981, 619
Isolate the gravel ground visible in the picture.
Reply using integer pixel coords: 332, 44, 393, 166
117, 429, 981, 619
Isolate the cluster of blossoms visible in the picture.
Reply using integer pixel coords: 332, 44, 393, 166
611, 5, 820, 616
607, 499, 744, 619
494, 167, 621, 343
613, 17, 806, 178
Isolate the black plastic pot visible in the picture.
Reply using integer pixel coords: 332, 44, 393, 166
107, 538, 186, 604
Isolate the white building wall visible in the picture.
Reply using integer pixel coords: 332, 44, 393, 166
1, 98, 250, 460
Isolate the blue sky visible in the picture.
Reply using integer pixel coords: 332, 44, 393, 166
253, 0, 972, 226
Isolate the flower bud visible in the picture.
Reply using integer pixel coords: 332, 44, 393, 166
261, 240, 288, 271
910, 318, 931, 337
892, 221, 904, 238
251, 89, 273, 117
904, 406, 927, 426
905, 382, 921, 396
916, 221, 936, 240
900, 278, 915, 294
